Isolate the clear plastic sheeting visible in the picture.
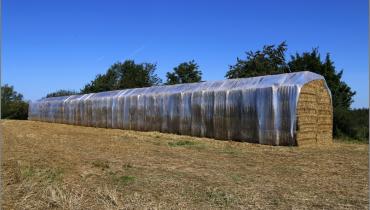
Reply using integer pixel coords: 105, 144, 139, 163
28, 71, 329, 145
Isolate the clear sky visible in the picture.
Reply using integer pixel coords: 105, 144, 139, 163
2, 0, 368, 108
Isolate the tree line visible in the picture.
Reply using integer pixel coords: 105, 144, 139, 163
2, 42, 368, 141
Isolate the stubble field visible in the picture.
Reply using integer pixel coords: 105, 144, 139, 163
1, 120, 368, 209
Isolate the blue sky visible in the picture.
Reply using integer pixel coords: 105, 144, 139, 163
3, 0, 368, 108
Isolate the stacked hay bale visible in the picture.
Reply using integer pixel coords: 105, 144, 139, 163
296, 80, 333, 145
28, 71, 333, 146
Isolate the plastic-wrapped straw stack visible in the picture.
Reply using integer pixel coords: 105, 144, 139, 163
28, 71, 330, 146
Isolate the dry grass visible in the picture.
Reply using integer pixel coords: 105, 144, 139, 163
1, 120, 368, 209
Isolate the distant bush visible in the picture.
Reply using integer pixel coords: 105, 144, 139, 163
81, 60, 162, 94
46, 89, 78, 98
165, 60, 202, 85
334, 108, 368, 142
1, 84, 29, 120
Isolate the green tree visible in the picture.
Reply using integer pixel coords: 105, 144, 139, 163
288, 49, 356, 137
225, 42, 357, 139
165, 60, 202, 85
288, 49, 355, 109
1, 84, 29, 120
225, 42, 289, 79
81, 60, 162, 94
81, 68, 119, 93
46, 89, 78, 98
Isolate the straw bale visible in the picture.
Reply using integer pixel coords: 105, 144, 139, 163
296, 80, 332, 145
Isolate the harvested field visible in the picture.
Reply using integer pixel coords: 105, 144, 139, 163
1, 120, 368, 209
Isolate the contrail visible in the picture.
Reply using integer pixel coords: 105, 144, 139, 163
96, 56, 105, 61
126, 45, 146, 59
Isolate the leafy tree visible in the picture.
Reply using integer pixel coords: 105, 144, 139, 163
115, 60, 162, 89
288, 49, 355, 109
1, 84, 28, 120
225, 42, 289, 78
225, 42, 357, 139
165, 60, 202, 85
288, 49, 356, 137
81, 68, 119, 93
81, 60, 162, 94
46, 89, 78, 98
